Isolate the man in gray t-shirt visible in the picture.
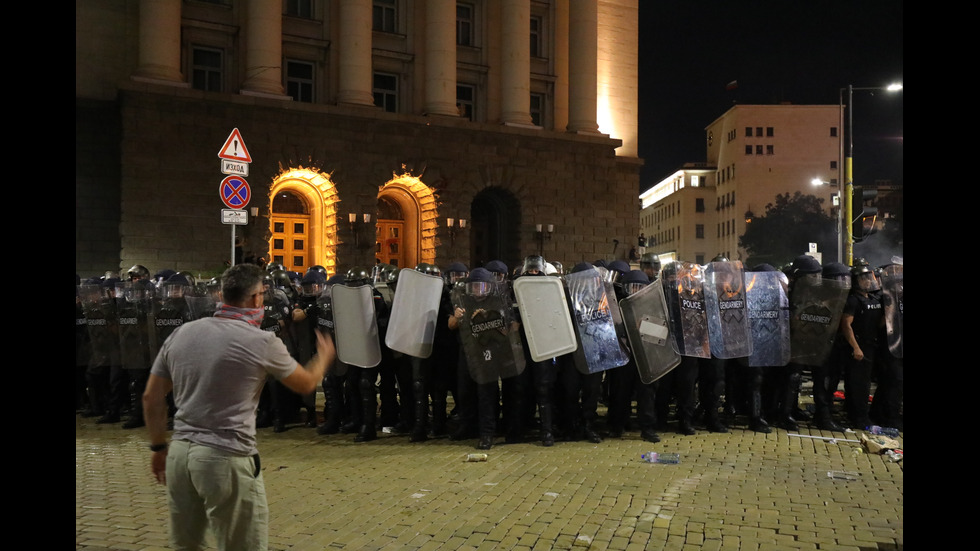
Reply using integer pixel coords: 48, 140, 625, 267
143, 264, 334, 551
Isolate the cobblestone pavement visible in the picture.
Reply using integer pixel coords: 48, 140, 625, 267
77, 402, 902, 551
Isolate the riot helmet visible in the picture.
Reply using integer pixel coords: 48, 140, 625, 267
711, 254, 730, 263
850, 264, 880, 293
544, 262, 558, 276
300, 270, 326, 297
570, 261, 594, 274
621, 269, 650, 296
308, 265, 327, 277
550, 260, 564, 276
822, 262, 850, 283
445, 262, 470, 285
127, 264, 150, 281
466, 267, 495, 298
639, 252, 661, 279
176, 271, 197, 288
485, 260, 509, 283
608, 260, 630, 282
266, 262, 286, 274
415, 262, 442, 278
521, 255, 546, 276
345, 266, 371, 287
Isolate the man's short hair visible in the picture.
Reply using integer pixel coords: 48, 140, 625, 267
221, 264, 264, 304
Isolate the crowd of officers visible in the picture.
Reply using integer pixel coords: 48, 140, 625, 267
76, 252, 902, 451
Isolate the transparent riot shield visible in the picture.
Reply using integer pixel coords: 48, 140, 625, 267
451, 283, 526, 384
789, 276, 849, 366
880, 264, 903, 358
662, 262, 710, 358
116, 281, 154, 371
314, 286, 347, 376
704, 261, 752, 359
185, 293, 217, 321
385, 268, 444, 359
332, 284, 382, 368
513, 277, 577, 362
619, 281, 681, 384
80, 284, 113, 367
744, 271, 791, 367
564, 267, 630, 374
152, 284, 190, 357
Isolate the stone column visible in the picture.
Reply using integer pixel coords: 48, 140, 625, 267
337, 0, 375, 106
424, 0, 458, 116
241, 0, 286, 96
500, 0, 533, 126
134, 0, 184, 83
567, 0, 599, 133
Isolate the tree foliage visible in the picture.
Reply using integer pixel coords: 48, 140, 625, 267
739, 192, 836, 267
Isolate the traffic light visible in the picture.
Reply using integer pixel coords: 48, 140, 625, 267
852, 186, 878, 243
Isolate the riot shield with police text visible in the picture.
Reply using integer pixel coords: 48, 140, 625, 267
704, 261, 752, 359
513, 277, 577, 362
620, 281, 682, 384
662, 262, 710, 358
789, 276, 849, 366
564, 268, 630, 374
744, 271, 791, 367
881, 265, 903, 358
385, 268, 444, 358
332, 285, 382, 368
451, 283, 526, 384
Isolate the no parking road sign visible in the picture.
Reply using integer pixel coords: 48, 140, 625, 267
220, 175, 251, 209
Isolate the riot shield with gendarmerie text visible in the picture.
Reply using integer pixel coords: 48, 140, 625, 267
704, 261, 752, 359
620, 281, 681, 384
789, 276, 849, 366
385, 268, 444, 359
745, 271, 791, 367
332, 284, 382, 368
513, 277, 577, 362
451, 284, 526, 384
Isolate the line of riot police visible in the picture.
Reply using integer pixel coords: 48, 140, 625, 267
77, 252, 902, 446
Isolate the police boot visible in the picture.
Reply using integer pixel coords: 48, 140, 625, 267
748, 392, 770, 434
431, 394, 448, 437
538, 402, 555, 447
477, 434, 494, 450
814, 409, 843, 432
121, 383, 145, 429
583, 422, 603, 444
705, 411, 729, 433
354, 378, 377, 442
317, 381, 342, 435
410, 380, 429, 442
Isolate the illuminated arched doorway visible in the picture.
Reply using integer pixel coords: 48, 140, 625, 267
376, 171, 438, 269
269, 168, 339, 275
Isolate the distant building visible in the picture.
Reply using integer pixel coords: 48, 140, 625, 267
639, 104, 840, 263
76, 0, 641, 277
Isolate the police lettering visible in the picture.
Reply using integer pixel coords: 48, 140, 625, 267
719, 300, 744, 310
865, 303, 882, 310
578, 308, 610, 324
681, 299, 703, 311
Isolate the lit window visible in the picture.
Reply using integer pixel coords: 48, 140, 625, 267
373, 72, 398, 112
286, 60, 314, 103
373, 0, 396, 33
191, 46, 223, 92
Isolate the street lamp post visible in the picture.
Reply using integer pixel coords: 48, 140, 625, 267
841, 83, 903, 266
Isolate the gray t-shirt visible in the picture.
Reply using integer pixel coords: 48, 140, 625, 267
151, 316, 298, 455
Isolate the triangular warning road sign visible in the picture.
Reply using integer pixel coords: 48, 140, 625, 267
218, 128, 252, 163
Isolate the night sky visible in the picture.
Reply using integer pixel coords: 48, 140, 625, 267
636, 1, 904, 191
